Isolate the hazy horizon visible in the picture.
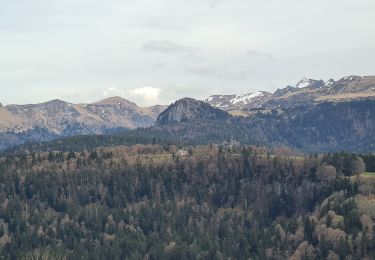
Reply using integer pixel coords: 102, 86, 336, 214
1, 0, 374, 106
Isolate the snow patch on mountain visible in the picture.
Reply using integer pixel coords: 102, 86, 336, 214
205, 91, 271, 111
230, 92, 264, 105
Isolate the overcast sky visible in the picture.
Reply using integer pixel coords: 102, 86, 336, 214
1, 0, 375, 107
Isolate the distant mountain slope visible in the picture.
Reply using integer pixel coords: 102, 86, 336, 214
0, 106, 24, 133
205, 75, 375, 112
0, 97, 168, 150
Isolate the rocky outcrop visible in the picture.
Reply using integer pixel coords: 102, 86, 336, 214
157, 98, 229, 125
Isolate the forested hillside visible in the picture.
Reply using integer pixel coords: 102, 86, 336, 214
0, 144, 374, 259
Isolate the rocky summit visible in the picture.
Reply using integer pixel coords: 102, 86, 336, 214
157, 98, 230, 125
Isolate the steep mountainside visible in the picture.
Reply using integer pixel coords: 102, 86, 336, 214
157, 98, 230, 124
0, 97, 167, 150
205, 75, 375, 112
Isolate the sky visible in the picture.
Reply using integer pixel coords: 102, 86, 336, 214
0, 0, 375, 107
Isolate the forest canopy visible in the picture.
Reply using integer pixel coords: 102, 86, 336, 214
0, 144, 374, 259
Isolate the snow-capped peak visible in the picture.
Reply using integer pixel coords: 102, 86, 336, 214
293, 77, 314, 88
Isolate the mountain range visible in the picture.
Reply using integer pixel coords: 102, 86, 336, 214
0, 97, 166, 150
205, 75, 375, 113
2, 75, 375, 151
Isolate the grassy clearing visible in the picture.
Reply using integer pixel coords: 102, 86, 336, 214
105, 152, 305, 167
350, 172, 375, 185
111, 154, 174, 166
360, 172, 375, 178
355, 174, 375, 217
228, 110, 250, 117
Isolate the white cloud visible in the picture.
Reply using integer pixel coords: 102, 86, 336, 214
133, 86, 161, 102
101, 86, 162, 107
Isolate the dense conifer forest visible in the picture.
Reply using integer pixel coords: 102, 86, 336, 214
0, 144, 375, 259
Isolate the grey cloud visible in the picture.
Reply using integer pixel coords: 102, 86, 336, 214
187, 65, 253, 81
140, 40, 197, 55
135, 20, 187, 31
209, 0, 224, 9
246, 50, 275, 60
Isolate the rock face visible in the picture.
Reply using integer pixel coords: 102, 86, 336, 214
0, 97, 167, 150
205, 75, 375, 112
157, 98, 230, 125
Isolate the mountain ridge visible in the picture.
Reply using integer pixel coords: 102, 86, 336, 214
205, 75, 375, 112
2, 74, 375, 150
0, 97, 168, 150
